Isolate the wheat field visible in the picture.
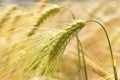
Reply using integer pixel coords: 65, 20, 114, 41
0, 0, 120, 80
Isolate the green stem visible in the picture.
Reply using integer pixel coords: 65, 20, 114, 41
76, 32, 88, 80
64, 8, 88, 79
86, 20, 118, 80
76, 32, 81, 79
61, 6, 76, 20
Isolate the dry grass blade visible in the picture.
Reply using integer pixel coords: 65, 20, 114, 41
83, 53, 109, 77
95, 75, 114, 80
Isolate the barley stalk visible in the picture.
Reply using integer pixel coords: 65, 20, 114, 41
76, 33, 88, 80
86, 20, 118, 80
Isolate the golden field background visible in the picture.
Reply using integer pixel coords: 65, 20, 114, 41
0, 0, 120, 80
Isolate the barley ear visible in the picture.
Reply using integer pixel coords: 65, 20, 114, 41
8, 13, 21, 37
40, 20, 86, 75
27, 5, 60, 36
9, 20, 85, 80
0, 5, 17, 31
36, 0, 50, 13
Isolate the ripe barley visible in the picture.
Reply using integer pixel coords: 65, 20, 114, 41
0, 5, 17, 31
27, 5, 60, 36
8, 20, 85, 80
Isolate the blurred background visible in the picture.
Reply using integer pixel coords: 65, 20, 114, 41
0, 0, 120, 80
0, 0, 116, 2
0, 0, 38, 2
